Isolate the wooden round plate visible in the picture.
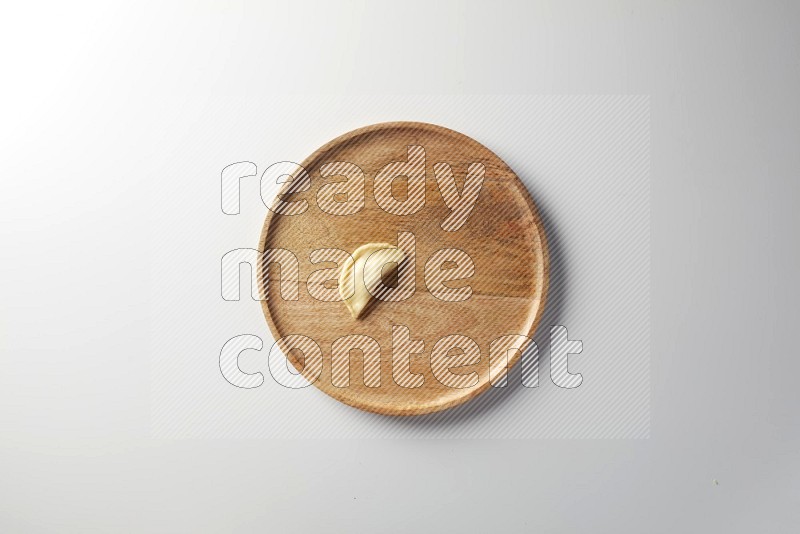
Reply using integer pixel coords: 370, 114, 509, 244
259, 122, 548, 415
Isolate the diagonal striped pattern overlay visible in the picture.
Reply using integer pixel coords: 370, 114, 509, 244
151, 95, 650, 439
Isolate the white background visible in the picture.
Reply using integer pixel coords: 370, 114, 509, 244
1, 1, 799, 532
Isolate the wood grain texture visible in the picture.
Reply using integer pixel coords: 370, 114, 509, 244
258, 122, 548, 415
